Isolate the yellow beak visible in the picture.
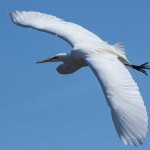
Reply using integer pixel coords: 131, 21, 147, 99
36, 57, 53, 63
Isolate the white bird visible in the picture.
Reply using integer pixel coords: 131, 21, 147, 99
9, 11, 149, 146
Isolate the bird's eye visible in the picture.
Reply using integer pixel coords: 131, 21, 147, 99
52, 56, 59, 60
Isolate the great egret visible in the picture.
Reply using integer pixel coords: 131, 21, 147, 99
9, 11, 149, 146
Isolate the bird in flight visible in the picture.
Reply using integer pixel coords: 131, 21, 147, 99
9, 11, 149, 146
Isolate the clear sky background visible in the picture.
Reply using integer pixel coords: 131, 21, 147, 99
1, 0, 150, 150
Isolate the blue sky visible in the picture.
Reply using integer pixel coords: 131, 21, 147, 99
1, 0, 150, 150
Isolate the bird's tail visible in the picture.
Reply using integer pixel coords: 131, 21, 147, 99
126, 62, 150, 76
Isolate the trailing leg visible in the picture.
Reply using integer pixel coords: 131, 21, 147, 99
125, 62, 150, 75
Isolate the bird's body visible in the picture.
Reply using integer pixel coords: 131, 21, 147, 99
9, 11, 149, 146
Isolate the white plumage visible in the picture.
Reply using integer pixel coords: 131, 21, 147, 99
9, 11, 148, 146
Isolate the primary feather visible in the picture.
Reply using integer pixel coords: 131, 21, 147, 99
9, 11, 102, 47
85, 53, 148, 146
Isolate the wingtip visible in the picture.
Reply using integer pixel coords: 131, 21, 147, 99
8, 11, 17, 23
8, 12, 13, 19
8, 11, 28, 27
120, 134, 146, 147
120, 135, 128, 145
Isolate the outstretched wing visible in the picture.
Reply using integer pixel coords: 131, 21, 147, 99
85, 53, 148, 146
9, 11, 102, 47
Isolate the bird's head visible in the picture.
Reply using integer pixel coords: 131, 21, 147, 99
36, 53, 69, 63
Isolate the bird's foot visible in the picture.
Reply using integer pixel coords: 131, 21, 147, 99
126, 62, 150, 75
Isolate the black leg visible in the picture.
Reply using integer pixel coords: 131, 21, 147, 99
125, 62, 150, 76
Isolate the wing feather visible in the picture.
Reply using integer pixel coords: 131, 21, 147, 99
85, 54, 148, 146
9, 11, 102, 47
